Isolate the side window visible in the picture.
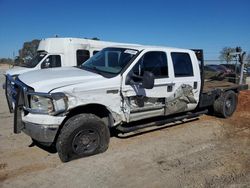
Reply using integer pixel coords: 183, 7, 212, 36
133, 51, 168, 78
41, 55, 61, 69
171, 52, 193, 77
93, 50, 99, 55
77, 50, 90, 66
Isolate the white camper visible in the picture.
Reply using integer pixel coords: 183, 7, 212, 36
5, 37, 137, 77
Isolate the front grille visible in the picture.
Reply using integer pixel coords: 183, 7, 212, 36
5, 75, 34, 112
5, 74, 36, 134
5, 75, 16, 112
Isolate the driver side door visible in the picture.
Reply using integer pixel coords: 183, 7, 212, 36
121, 50, 174, 122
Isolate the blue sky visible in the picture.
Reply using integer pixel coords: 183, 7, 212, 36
0, 0, 249, 60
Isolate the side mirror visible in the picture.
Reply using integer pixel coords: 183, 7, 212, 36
142, 71, 154, 89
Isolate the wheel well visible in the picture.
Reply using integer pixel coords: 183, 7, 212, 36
52, 104, 113, 146
215, 89, 238, 100
66, 104, 113, 126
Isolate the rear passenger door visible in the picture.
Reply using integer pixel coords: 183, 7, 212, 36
166, 52, 200, 114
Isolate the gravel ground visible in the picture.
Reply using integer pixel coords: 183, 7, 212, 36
0, 65, 249, 188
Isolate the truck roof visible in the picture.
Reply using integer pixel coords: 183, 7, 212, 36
39, 37, 140, 45
109, 44, 194, 53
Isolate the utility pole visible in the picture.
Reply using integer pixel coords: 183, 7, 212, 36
237, 48, 246, 85
12, 51, 15, 68
230, 47, 246, 84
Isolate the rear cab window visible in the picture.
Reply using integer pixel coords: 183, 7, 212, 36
171, 52, 193, 77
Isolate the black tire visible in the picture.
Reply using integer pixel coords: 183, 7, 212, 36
213, 90, 237, 118
56, 113, 110, 162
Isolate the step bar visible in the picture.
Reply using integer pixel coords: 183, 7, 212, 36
116, 110, 208, 133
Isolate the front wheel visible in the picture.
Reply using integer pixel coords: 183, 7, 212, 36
56, 113, 110, 162
213, 90, 238, 118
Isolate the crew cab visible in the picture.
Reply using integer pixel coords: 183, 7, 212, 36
5, 45, 248, 162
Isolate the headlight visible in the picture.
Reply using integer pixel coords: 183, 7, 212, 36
30, 95, 54, 114
29, 93, 68, 115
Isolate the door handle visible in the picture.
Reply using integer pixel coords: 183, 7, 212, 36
166, 83, 175, 86
194, 82, 198, 89
154, 83, 175, 87
167, 84, 174, 92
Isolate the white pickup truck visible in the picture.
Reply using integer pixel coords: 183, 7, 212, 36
5, 45, 248, 162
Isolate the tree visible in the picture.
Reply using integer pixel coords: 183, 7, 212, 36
14, 56, 24, 66
0, 58, 14, 65
14, 39, 40, 65
219, 47, 236, 63
18, 39, 40, 62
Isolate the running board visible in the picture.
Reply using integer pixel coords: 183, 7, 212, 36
116, 110, 208, 133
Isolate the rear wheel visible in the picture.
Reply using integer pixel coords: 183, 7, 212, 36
213, 90, 237, 118
56, 113, 110, 162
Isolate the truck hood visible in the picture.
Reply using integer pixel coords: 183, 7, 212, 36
18, 67, 103, 92
5, 66, 32, 76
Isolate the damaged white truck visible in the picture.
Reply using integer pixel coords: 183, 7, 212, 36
5, 45, 248, 162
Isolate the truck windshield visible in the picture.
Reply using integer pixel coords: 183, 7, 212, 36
80, 47, 139, 76
21, 53, 47, 68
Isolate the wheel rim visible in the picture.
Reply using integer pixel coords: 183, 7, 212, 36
72, 129, 100, 155
225, 99, 232, 109
225, 95, 234, 115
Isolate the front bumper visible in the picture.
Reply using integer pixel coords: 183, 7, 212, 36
6, 73, 67, 144
22, 122, 59, 145
21, 113, 65, 144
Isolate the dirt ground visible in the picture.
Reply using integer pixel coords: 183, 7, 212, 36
0, 65, 249, 188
